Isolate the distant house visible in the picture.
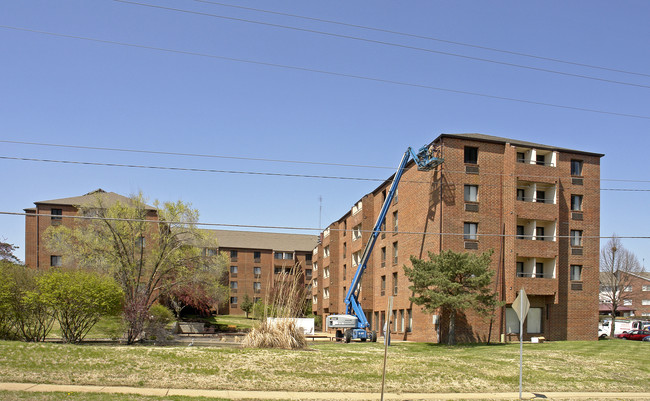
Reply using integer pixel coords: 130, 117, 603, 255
599, 271, 650, 317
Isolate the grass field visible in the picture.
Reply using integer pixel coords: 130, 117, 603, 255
0, 339, 647, 395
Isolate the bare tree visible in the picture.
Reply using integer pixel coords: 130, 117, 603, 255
600, 235, 643, 337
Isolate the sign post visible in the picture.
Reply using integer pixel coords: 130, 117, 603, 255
512, 288, 529, 400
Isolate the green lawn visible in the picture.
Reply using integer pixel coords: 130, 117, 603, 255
0, 339, 647, 394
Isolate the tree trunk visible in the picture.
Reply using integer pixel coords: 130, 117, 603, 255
448, 311, 456, 345
609, 309, 616, 337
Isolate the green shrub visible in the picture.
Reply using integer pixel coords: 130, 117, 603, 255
39, 270, 123, 343
145, 304, 175, 343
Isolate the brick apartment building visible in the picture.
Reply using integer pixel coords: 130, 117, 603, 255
311, 133, 603, 342
24, 189, 318, 314
24, 189, 159, 270
205, 230, 318, 315
599, 271, 650, 318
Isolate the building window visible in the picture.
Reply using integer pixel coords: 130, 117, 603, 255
570, 230, 583, 247
516, 225, 525, 240
643, 285, 650, 291
51, 208, 62, 224
392, 272, 398, 295
570, 265, 582, 281
392, 242, 398, 264
230, 250, 238, 261
536, 227, 545, 241
536, 262, 544, 278
352, 224, 362, 241
464, 185, 478, 202
624, 286, 632, 292
205, 248, 218, 256
381, 221, 386, 239
343, 220, 347, 236
571, 160, 583, 176
230, 281, 238, 289
352, 201, 363, 215
400, 309, 405, 332
343, 242, 347, 258
253, 282, 261, 293
274, 252, 293, 260
312, 295, 317, 304
517, 152, 526, 163
343, 264, 347, 280
527, 308, 542, 333
254, 251, 261, 262
642, 300, 650, 306
381, 247, 386, 267
306, 253, 312, 263
381, 275, 386, 296
323, 246, 330, 258
464, 147, 478, 164
536, 154, 545, 166
623, 299, 632, 306
516, 262, 525, 277
313, 262, 318, 272
323, 287, 329, 299
571, 195, 583, 211
252, 267, 261, 278
393, 211, 398, 233
136, 236, 145, 248
393, 188, 399, 205
323, 266, 330, 279
305, 268, 312, 279
230, 266, 238, 274
464, 223, 478, 240
352, 251, 362, 267
517, 189, 525, 201
535, 190, 546, 203
274, 266, 282, 274
313, 278, 318, 288
50, 255, 62, 267
506, 308, 520, 334
407, 309, 412, 332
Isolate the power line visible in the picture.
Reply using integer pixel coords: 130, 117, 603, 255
114, 0, 650, 91
1, 155, 649, 192
2, 24, 650, 121
3, 139, 650, 185
2, 211, 647, 240
190, 0, 650, 79
0, 139, 391, 170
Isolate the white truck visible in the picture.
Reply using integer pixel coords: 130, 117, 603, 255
599, 319, 650, 337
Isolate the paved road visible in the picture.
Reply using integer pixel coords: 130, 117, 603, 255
1, 382, 649, 400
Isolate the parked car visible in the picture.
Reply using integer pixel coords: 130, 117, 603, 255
616, 330, 650, 341
643, 336, 650, 342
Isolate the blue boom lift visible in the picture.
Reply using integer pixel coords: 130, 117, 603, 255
326, 145, 443, 342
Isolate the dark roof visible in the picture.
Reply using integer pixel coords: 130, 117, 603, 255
31, 189, 156, 210
204, 229, 318, 252
434, 133, 605, 157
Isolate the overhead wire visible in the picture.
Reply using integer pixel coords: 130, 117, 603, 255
2, 24, 650, 121
1, 139, 649, 186
1, 155, 649, 192
1, 211, 647, 240
189, 0, 650, 79
113, 0, 650, 91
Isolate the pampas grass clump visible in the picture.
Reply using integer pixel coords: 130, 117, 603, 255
242, 319, 307, 350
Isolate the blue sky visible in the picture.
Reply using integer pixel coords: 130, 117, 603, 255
1, 1, 649, 267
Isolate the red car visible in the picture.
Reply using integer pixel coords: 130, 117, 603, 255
616, 330, 650, 341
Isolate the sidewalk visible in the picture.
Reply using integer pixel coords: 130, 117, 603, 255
1, 382, 649, 400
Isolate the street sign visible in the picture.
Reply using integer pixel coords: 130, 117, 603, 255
512, 288, 530, 321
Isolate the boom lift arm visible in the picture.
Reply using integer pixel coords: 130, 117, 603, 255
326, 145, 443, 342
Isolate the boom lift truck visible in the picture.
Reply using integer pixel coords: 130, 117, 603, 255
326, 145, 443, 343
